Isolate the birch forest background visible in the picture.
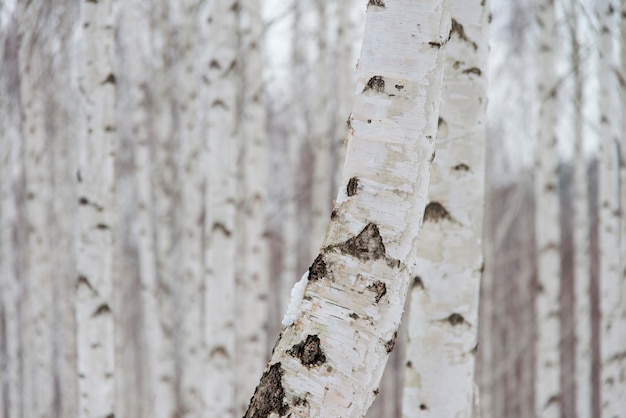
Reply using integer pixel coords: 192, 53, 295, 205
1, 0, 625, 417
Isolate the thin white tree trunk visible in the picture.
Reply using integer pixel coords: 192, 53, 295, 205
570, 2, 592, 415
401, 0, 488, 416
236, 0, 270, 414
245, 1, 451, 416
75, 0, 117, 416
204, 0, 240, 416
535, 0, 562, 416
0, 5, 24, 416
597, 1, 624, 416
310, 0, 332, 258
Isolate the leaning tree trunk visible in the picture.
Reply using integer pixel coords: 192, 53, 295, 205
401, 0, 488, 416
534, 0, 562, 416
244, 0, 451, 416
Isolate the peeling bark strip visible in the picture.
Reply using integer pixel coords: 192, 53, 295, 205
423, 201, 453, 222
347, 177, 359, 196
308, 254, 327, 281
287, 335, 326, 367
244, 363, 288, 418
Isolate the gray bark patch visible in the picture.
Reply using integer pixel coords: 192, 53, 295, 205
308, 254, 327, 281
384, 331, 398, 353
423, 202, 453, 223
334, 222, 386, 261
368, 281, 387, 303
347, 177, 359, 196
288, 335, 326, 368
363, 76, 385, 93
244, 363, 288, 418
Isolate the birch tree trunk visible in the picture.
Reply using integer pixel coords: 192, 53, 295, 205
75, 1, 117, 416
535, 0, 562, 415
244, 1, 451, 416
596, 1, 624, 416
570, 1, 592, 415
236, 0, 270, 414
205, 0, 240, 416
401, 0, 488, 415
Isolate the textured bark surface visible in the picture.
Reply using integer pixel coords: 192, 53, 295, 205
401, 0, 488, 416
245, 0, 451, 416
534, 1, 562, 416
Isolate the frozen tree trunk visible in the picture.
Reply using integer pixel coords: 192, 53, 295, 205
244, 0, 451, 416
570, 3, 592, 416
401, 0, 488, 416
310, 0, 332, 258
236, 0, 270, 414
534, 0, 562, 416
597, 1, 624, 416
75, 1, 117, 416
204, 0, 240, 416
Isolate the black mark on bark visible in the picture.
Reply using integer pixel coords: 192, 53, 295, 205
79, 197, 89, 205
463, 67, 482, 76
212, 222, 232, 237
102, 73, 116, 84
92, 304, 111, 317
244, 363, 288, 418
209, 59, 221, 69
368, 281, 387, 303
447, 313, 465, 326
288, 335, 326, 368
412, 276, 424, 289
384, 331, 397, 353
367, 0, 385, 7
364, 76, 385, 93
394, 84, 404, 90
423, 202, 452, 223
349, 312, 359, 319
96, 223, 110, 230
453, 163, 470, 171
420, 404, 428, 410
430, 150, 436, 162
347, 177, 359, 196
334, 223, 386, 261
330, 209, 338, 219
308, 254, 327, 281
450, 19, 478, 50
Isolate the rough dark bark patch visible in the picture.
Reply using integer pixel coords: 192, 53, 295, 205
334, 223, 386, 261
367, 0, 386, 7
287, 335, 326, 367
367, 281, 387, 303
308, 254, 327, 281
423, 202, 452, 223
450, 19, 478, 50
347, 177, 359, 196
244, 363, 288, 418
447, 313, 465, 326
384, 331, 398, 353
363, 76, 385, 93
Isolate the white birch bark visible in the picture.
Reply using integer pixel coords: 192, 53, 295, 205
401, 0, 488, 416
236, 0, 270, 414
75, 0, 116, 416
310, 0, 332, 258
204, 0, 240, 415
570, 2, 592, 415
597, 1, 624, 416
534, 1, 562, 416
245, 1, 451, 416
169, 1, 207, 414
0, 4, 24, 416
